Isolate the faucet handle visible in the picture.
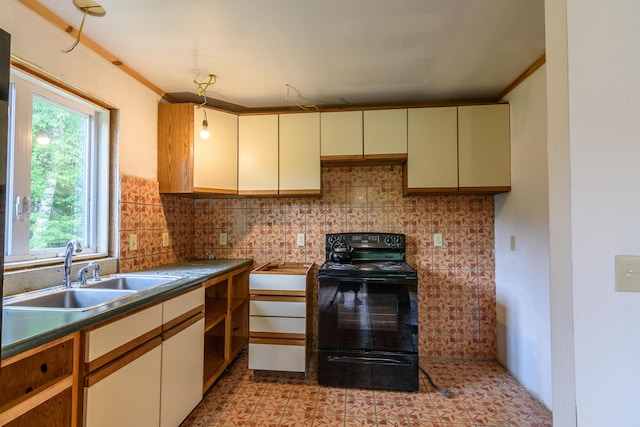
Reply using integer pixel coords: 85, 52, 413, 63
92, 262, 100, 281
77, 267, 89, 286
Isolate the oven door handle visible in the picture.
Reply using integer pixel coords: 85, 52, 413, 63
327, 356, 412, 367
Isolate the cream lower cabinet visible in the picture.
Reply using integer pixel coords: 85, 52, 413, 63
279, 112, 320, 195
83, 304, 163, 427
83, 288, 205, 427
238, 114, 279, 195
84, 342, 162, 427
161, 316, 204, 427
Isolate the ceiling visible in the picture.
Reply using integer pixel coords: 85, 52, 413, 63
34, 0, 545, 112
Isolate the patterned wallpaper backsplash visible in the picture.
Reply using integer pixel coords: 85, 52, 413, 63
119, 165, 496, 359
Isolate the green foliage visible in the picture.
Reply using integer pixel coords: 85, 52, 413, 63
30, 97, 86, 250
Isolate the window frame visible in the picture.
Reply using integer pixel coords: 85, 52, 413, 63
5, 67, 111, 265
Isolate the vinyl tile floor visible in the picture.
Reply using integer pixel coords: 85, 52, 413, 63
181, 352, 551, 427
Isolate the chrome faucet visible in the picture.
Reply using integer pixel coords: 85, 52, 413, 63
78, 262, 100, 286
63, 240, 82, 287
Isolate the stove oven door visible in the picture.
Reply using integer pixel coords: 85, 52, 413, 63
317, 277, 418, 391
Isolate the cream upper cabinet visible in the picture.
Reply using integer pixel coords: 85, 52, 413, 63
238, 114, 279, 195
363, 109, 408, 161
193, 107, 238, 193
158, 103, 238, 195
320, 110, 363, 160
457, 104, 511, 191
405, 107, 458, 194
279, 112, 321, 195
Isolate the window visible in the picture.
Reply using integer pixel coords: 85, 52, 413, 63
5, 69, 109, 264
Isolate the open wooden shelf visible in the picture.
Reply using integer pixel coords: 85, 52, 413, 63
202, 264, 250, 393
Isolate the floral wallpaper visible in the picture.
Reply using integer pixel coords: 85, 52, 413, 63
119, 165, 496, 359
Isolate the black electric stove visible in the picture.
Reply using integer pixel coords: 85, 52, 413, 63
317, 233, 419, 391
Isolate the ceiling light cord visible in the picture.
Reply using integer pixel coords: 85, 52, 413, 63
194, 74, 216, 139
62, 10, 87, 53
285, 84, 319, 111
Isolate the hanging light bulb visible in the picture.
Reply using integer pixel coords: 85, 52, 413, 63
199, 109, 210, 139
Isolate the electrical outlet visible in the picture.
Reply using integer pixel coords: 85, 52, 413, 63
219, 233, 228, 246
162, 232, 169, 247
433, 233, 443, 247
129, 234, 138, 251
297, 233, 306, 247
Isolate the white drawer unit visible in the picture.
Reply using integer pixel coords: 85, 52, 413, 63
248, 343, 306, 372
249, 263, 313, 373
249, 299, 306, 317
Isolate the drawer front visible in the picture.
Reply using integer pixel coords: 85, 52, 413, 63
163, 287, 204, 324
249, 273, 306, 292
248, 343, 306, 372
85, 304, 163, 363
0, 335, 75, 408
249, 316, 306, 334
250, 300, 306, 318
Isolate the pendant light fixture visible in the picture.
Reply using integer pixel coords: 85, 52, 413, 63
193, 74, 217, 140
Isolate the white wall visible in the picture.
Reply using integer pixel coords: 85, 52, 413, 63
548, 0, 640, 425
0, 1, 160, 179
494, 65, 551, 409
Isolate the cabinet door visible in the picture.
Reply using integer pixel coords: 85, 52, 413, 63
405, 107, 458, 193
193, 107, 238, 194
363, 109, 408, 158
279, 112, 320, 194
84, 343, 161, 427
238, 114, 279, 194
457, 104, 511, 191
161, 318, 204, 427
158, 103, 194, 193
320, 111, 363, 159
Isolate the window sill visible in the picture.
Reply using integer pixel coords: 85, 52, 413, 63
2, 256, 118, 297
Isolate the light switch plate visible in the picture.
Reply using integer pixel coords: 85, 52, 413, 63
615, 255, 640, 292
219, 233, 228, 246
162, 232, 169, 247
297, 233, 306, 247
510, 235, 517, 251
433, 233, 443, 247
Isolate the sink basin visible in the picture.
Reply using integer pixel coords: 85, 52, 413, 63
81, 275, 183, 291
4, 288, 136, 311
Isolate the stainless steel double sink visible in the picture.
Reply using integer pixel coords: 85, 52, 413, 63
3, 275, 184, 311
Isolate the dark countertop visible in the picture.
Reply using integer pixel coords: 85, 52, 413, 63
1, 259, 253, 360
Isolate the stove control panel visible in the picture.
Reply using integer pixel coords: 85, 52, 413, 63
326, 233, 406, 250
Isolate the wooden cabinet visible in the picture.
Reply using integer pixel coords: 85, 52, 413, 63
404, 104, 511, 195
158, 103, 238, 195
0, 333, 79, 427
363, 109, 408, 161
238, 114, 279, 195
82, 288, 205, 427
320, 111, 363, 161
248, 263, 313, 374
404, 107, 458, 194
458, 104, 510, 192
279, 112, 321, 195
203, 265, 250, 392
